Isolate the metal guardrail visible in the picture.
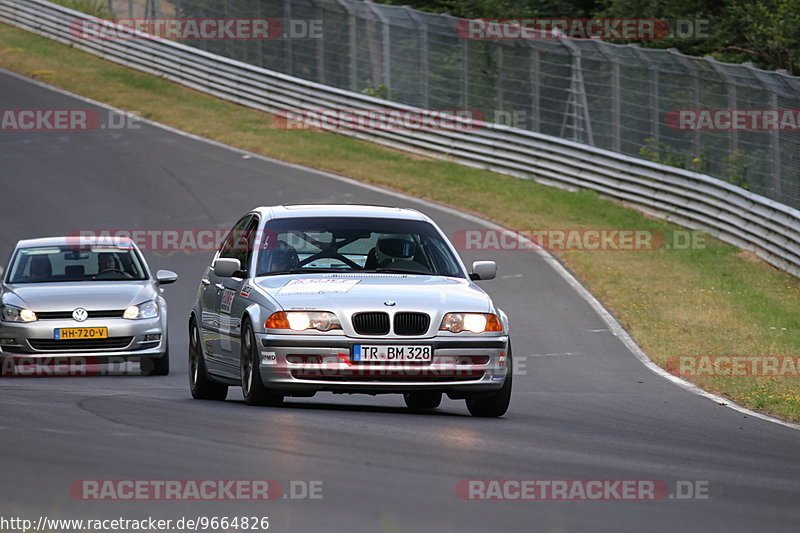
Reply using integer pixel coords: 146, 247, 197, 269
108, 0, 800, 210
3, 0, 800, 278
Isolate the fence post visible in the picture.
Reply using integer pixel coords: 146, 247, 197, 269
333, 0, 358, 91
461, 37, 468, 109
405, 7, 429, 108
559, 39, 594, 146
669, 49, 701, 158
365, 1, 391, 98
630, 45, 660, 146
315, 0, 325, 84
529, 45, 540, 132
284, 0, 293, 76
744, 61, 783, 199
706, 57, 738, 153
254, 0, 262, 67
769, 91, 782, 198
496, 42, 504, 117
595, 44, 621, 151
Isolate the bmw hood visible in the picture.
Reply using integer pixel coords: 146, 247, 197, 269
2, 282, 156, 312
255, 274, 492, 314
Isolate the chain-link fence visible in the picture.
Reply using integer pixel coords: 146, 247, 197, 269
107, 0, 800, 209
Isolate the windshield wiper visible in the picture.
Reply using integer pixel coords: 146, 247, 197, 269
256, 268, 351, 276
369, 268, 435, 275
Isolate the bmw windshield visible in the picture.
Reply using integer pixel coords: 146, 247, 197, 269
255, 217, 465, 278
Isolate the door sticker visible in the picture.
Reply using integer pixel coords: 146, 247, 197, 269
221, 288, 236, 314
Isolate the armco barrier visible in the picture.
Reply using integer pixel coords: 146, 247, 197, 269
2, 0, 800, 277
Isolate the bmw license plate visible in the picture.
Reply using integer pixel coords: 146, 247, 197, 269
54, 327, 108, 339
353, 345, 432, 362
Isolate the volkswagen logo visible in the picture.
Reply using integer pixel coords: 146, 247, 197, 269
72, 308, 88, 322
384, 300, 396, 307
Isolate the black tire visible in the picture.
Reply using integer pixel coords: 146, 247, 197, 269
241, 319, 283, 407
188, 318, 228, 400
403, 391, 442, 410
141, 349, 169, 376
466, 347, 513, 418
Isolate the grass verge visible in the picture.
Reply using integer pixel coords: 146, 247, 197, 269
1, 21, 799, 421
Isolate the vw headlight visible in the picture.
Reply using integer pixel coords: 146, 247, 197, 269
440, 313, 502, 333
1, 306, 37, 323
123, 300, 159, 320
266, 311, 341, 332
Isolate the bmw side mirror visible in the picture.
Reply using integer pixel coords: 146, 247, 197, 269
213, 258, 241, 278
156, 270, 178, 285
470, 260, 496, 281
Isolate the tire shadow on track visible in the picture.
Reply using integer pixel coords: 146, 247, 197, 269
226, 398, 478, 418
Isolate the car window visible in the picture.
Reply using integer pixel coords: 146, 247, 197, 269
218, 216, 253, 269
255, 217, 464, 277
238, 218, 260, 273
6, 245, 148, 283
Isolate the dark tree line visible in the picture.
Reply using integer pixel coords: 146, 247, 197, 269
380, 0, 800, 75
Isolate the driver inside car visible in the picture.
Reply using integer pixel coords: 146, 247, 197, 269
97, 252, 117, 274
257, 240, 300, 274
28, 255, 53, 281
374, 237, 416, 266
367, 237, 429, 274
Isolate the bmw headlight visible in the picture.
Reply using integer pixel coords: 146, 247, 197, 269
265, 311, 341, 332
1, 306, 37, 323
440, 313, 502, 333
123, 300, 159, 320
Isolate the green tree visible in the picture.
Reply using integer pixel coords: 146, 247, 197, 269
380, 0, 598, 18
717, 0, 800, 74
378, 0, 800, 74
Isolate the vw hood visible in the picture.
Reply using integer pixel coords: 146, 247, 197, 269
2, 281, 156, 312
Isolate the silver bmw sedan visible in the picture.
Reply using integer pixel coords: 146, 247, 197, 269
0, 237, 177, 376
189, 205, 512, 416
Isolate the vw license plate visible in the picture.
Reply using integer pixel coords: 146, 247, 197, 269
353, 345, 432, 362
54, 327, 108, 339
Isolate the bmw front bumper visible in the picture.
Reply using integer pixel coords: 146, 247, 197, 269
254, 333, 510, 395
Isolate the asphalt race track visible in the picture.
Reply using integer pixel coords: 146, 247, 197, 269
1, 69, 799, 533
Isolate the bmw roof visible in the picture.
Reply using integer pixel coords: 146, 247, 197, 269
253, 204, 430, 221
